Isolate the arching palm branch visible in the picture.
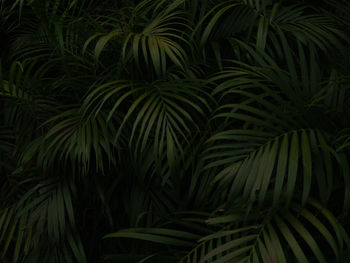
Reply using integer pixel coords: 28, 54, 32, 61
1, 0, 350, 262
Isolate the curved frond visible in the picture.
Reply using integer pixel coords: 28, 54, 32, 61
180, 200, 350, 263
84, 79, 212, 168
87, 0, 189, 76
21, 107, 116, 173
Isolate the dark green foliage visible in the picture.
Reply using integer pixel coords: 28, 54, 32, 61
1, 0, 350, 262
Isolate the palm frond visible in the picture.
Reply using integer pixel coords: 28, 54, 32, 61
180, 200, 350, 263
21, 107, 116, 173
84, 79, 212, 171
86, 0, 188, 77
0, 176, 86, 263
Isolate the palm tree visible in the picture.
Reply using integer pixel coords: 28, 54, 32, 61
1, 0, 350, 262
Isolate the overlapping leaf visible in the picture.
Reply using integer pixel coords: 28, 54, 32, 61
84, 79, 212, 170
180, 200, 350, 263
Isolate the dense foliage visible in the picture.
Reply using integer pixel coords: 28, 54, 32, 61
1, 0, 350, 262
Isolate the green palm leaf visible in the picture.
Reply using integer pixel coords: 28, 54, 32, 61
84, 79, 212, 171
87, 0, 188, 76
21, 107, 116, 173
181, 200, 350, 263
